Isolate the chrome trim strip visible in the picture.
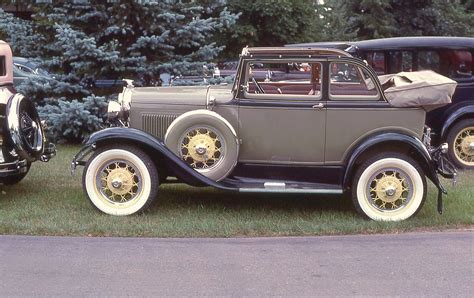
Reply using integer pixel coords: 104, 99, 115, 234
239, 188, 343, 194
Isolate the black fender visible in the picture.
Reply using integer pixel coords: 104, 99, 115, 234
343, 132, 444, 195
71, 127, 235, 191
440, 105, 474, 140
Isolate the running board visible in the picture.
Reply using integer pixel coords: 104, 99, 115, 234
239, 182, 343, 194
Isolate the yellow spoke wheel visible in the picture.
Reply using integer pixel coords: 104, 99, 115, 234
178, 126, 225, 171
84, 146, 159, 216
453, 126, 474, 167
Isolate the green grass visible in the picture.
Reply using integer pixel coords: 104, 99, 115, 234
0, 145, 472, 237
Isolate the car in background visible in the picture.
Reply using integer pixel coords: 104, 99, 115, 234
1, 42, 55, 185
288, 37, 474, 169
12, 57, 54, 86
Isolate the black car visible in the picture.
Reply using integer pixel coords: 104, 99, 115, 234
289, 37, 474, 169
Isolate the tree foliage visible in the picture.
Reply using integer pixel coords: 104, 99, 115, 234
0, 1, 237, 142
325, 0, 474, 41
219, 0, 325, 58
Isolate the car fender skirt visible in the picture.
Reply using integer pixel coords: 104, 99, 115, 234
75, 127, 235, 191
440, 105, 474, 140
344, 132, 446, 213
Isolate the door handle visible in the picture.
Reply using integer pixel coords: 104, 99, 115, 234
312, 103, 324, 110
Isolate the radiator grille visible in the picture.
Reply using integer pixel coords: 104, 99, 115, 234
142, 113, 178, 140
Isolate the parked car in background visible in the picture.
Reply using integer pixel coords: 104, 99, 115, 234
72, 47, 456, 221
12, 57, 53, 86
1, 42, 55, 185
289, 37, 474, 169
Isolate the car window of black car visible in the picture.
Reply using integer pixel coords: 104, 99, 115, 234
439, 50, 473, 80
366, 51, 386, 75
329, 62, 379, 101
418, 51, 440, 73
388, 51, 413, 74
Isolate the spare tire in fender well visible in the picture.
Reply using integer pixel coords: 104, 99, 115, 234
164, 109, 239, 181
5, 93, 44, 161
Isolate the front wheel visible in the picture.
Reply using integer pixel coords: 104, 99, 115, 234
83, 145, 159, 216
351, 153, 427, 221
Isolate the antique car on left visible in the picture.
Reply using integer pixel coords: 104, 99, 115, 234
0, 40, 55, 185
72, 47, 456, 221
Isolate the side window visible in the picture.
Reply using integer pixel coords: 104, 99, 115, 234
366, 51, 386, 75
439, 50, 473, 80
388, 51, 413, 73
0, 56, 5, 76
329, 62, 379, 100
15, 64, 33, 74
418, 51, 440, 72
245, 61, 322, 99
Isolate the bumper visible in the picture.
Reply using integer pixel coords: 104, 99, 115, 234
428, 143, 457, 215
0, 158, 28, 177
430, 143, 457, 181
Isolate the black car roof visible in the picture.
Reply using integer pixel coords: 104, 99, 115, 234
289, 36, 474, 51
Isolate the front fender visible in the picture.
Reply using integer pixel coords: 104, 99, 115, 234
440, 105, 474, 140
343, 132, 443, 194
71, 127, 234, 191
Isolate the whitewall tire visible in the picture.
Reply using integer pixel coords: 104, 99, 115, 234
83, 145, 159, 216
351, 153, 427, 221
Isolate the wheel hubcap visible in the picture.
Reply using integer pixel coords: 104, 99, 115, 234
179, 127, 224, 170
96, 160, 142, 203
454, 127, 474, 166
367, 169, 413, 211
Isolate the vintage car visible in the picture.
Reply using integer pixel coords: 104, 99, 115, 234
72, 47, 456, 221
0, 41, 55, 185
289, 37, 474, 169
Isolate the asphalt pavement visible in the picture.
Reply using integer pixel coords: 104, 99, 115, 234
0, 231, 472, 296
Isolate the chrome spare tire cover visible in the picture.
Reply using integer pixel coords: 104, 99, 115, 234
165, 110, 239, 181
6, 93, 44, 161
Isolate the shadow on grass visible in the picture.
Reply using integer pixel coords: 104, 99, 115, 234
152, 184, 355, 215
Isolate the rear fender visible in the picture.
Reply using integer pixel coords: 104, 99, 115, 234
72, 127, 234, 190
343, 132, 443, 193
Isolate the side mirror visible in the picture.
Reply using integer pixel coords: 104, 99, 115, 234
241, 84, 249, 93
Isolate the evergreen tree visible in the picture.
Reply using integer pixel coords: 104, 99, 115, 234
0, 2, 237, 142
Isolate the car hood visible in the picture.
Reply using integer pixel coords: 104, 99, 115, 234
131, 85, 210, 107
130, 84, 234, 107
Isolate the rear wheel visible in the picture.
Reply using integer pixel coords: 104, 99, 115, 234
83, 145, 159, 216
351, 153, 427, 221
446, 119, 474, 169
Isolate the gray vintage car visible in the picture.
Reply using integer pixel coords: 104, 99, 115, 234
72, 47, 456, 221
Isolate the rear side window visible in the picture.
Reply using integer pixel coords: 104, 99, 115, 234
329, 62, 379, 100
0, 56, 5, 76
439, 50, 473, 80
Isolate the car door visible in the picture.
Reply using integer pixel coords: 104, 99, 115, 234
237, 60, 326, 165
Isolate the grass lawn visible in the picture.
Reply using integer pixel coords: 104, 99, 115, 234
0, 145, 472, 237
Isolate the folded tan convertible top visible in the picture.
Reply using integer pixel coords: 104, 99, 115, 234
380, 70, 457, 111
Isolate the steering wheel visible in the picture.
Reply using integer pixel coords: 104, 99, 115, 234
251, 77, 265, 94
